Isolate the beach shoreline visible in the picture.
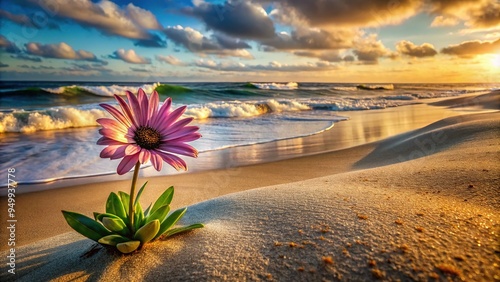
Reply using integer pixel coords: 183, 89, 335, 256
0, 92, 498, 247
0, 91, 498, 281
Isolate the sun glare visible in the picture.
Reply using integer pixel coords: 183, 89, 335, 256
491, 54, 500, 68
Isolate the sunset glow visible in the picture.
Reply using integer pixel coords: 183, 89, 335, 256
0, 0, 499, 82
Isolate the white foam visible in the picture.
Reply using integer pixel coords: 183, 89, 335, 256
251, 82, 298, 90
0, 107, 108, 133
184, 99, 310, 119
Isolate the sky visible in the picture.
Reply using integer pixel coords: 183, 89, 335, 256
0, 0, 499, 83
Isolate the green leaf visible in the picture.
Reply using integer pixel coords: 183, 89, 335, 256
162, 223, 204, 238
98, 234, 130, 246
150, 186, 174, 215
134, 219, 160, 244
116, 241, 140, 254
145, 205, 170, 225
96, 212, 121, 223
118, 191, 130, 215
106, 192, 127, 222
93, 212, 100, 220
154, 207, 187, 240
144, 203, 152, 217
134, 201, 144, 232
134, 181, 148, 207
61, 210, 111, 242
102, 217, 129, 236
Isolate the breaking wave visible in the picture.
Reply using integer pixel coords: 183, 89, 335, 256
0, 107, 107, 133
356, 84, 394, 90
249, 82, 299, 90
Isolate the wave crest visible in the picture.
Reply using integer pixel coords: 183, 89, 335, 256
0, 107, 107, 133
250, 82, 299, 90
356, 84, 394, 90
43, 83, 162, 97
185, 99, 310, 119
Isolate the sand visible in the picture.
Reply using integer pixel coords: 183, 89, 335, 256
0, 92, 498, 281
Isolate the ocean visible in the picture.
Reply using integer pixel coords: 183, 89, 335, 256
1, 81, 498, 187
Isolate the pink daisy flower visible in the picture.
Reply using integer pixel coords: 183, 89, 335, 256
97, 88, 201, 175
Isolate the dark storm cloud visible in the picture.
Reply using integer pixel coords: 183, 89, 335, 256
183, 0, 275, 39
163, 25, 253, 58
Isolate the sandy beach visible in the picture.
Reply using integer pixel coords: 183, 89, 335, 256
1, 91, 499, 281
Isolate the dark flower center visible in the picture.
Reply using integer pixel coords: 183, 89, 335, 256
134, 126, 162, 150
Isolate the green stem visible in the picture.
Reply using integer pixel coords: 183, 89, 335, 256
129, 161, 141, 234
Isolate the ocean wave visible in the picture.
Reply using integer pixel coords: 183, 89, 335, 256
382, 94, 418, 100
0, 95, 418, 132
185, 99, 310, 119
356, 84, 394, 90
331, 86, 358, 91
0, 107, 107, 133
249, 82, 299, 90
43, 83, 162, 97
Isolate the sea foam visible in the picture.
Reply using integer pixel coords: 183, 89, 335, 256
184, 99, 310, 119
251, 82, 299, 90
0, 107, 107, 133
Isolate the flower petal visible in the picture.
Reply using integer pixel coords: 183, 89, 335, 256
137, 88, 149, 124
115, 94, 138, 128
138, 149, 151, 164
155, 105, 187, 130
165, 132, 202, 143
100, 145, 125, 159
159, 117, 194, 136
99, 128, 129, 143
126, 91, 144, 126
162, 125, 199, 140
97, 136, 126, 146
159, 143, 198, 158
150, 97, 171, 127
155, 150, 188, 171
99, 104, 132, 128
147, 91, 159, 123
110, 145, 127, 160
96, 118, 128, 134
117, 154, 139, 175
125, 144, 141, 156
150, 151, 163, 171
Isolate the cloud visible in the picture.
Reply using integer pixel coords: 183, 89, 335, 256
261, 28, 356, 51
134, 34, 167, 48
430, 15, 459, 27
130, 67, 151, 73
266, 0, 421, 28
25, 42, 103, 62
352, 35, 393, 64
164, 25, 253, 59
213, 33, 252, 49
441, 38, 500, 57
156, 55, 186, 66
108, 49, 151, 64
293, 50, 347, 62
0, 9, 60, 29
194, 59, 339, 72
19, 64, 56, 70
0, 35, 21, 53
183, 0, 275, 39
62, 63, 112, 73
396, 40, 437, 57
427, 0, 500, 29
20, 0, 164, 47
10, 54, 43, 62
